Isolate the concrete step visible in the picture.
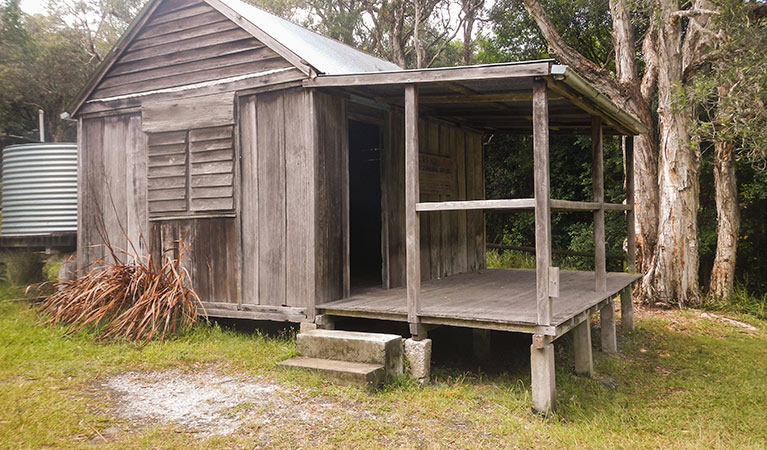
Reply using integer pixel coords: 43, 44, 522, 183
277, 356, 385, 387
296, 329, 403, 380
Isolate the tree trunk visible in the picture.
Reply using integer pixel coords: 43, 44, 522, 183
522, 0, 661, 280
387, 1, 407, 68
640, 0, 702, 306
461, 0, 483, 65
709, 137, 739, 299
613, 0, 660, 275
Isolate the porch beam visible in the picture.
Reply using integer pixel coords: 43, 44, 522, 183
549, 200, 630, 211
405, 84, 423, 338
375, 92, 565, 105
416, 198, 535, 211
303, 61, 552, 87
592, 116, 607, 292
533, 78, 553, 326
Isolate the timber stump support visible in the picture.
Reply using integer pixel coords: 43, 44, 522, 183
530, 337, 556, 414
620, 287, 635, 331
600, 302, 618, 353
573, 319, 594, 377
473, 329, 491, 361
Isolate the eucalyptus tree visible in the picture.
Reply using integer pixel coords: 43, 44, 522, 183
689, 1, 767, 299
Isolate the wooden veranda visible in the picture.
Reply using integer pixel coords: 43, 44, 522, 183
306, 60, 647, 412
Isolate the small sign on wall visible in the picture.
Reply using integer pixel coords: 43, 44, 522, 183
419, 153, 455, 197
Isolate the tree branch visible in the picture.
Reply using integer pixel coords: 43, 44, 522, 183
521, 0, 623, 101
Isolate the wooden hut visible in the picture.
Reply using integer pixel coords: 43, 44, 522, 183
69, 0, 647, 412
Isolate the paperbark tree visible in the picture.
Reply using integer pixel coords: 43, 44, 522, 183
520, 0, 660, 289
522, 0, 728, 305
689, 2, 767, 299
640, 0, 715, 306
710, 130, 738, 299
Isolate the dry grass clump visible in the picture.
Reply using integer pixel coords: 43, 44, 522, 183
40, 243, 204, 342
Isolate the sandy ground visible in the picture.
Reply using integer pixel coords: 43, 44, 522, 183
103, 369, 355, 438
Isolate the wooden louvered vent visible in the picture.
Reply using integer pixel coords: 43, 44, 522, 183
147, 125, 235, 217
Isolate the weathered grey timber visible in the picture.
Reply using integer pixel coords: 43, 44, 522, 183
530, 342, 556, 413
572, 319, 594, 377
70, 0, 646, 413
625, 136, 637, 272
621, 287, 635, 331
318, 269, 640, 336
600, 301, 618, 353
592, 116, 607, 292
533, 79, 553, 326
405, 85, 421, 337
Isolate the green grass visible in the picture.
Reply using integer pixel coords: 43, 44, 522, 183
1, 285, 767, 449
705, 283, 767, 321
486, 249, 536, 269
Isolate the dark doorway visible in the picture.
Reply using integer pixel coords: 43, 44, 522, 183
348, 120, 382, 290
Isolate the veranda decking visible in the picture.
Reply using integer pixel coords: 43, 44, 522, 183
318, 268, 640, 337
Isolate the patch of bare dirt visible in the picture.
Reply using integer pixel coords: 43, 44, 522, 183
102, 369, 359, 438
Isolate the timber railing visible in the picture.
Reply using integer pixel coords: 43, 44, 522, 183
403, 80, 636, 334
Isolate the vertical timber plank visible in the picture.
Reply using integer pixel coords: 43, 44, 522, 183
389, 109, 406, 288
592, 116, 607, 291
454, 129, 468, 273
257, 91, 286, 306
380, 109, 392, 289
285, 89, 314, 310
438, 123, 451, 277
239, 95, 259, 305
405, 85, 421, 334
427, 121, 442, 280
341, 100, 350, 298
533, 79, 553, 326
418, 119, 431, 280
125, 114, 148, 255
314, 92, 345, 301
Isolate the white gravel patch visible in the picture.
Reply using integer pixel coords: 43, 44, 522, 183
105, 370, 307, 436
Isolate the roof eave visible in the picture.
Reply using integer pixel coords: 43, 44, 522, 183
551, 65, 649, 136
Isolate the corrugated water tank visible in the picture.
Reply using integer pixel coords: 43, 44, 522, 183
1, 143, 77, 235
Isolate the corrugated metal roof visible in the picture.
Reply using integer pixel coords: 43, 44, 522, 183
218, 0, 401, 75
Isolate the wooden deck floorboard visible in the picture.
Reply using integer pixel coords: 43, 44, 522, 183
318, 269, 640, 333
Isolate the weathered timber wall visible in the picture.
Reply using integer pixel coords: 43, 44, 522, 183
89, 0, 293, 102
78, 113, 148, 269
314, 92, 347, 304
315, 97, 486, 299
239, 88, 315, 308
149, 217, 240, 304
385, 112, 486, 288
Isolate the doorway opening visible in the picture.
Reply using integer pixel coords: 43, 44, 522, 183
348, 120, 383, 290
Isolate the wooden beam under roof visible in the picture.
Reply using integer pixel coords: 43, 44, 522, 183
376, 92, 564, 104
303, 61, 552, 87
